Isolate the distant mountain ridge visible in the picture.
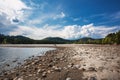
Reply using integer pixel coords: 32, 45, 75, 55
0, 30, 120, 44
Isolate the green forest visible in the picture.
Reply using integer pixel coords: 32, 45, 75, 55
0, 30, 120, 44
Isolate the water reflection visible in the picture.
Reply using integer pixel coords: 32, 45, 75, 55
0, 47, 55, 72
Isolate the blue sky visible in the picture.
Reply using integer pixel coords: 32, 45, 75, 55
0, 0, 120, 40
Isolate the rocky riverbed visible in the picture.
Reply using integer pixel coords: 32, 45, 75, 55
0, 45, 120, 80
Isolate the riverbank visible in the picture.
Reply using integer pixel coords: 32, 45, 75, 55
0, 45, 120, 80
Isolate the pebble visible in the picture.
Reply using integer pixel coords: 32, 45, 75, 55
47, 70, 51, 73
66, 77, 72, 80
52, 66, 61, 72
15, 73, 19, 76
13, 60, 17, 63
89, 77, 97, 80
42, 72, 47, 77
6, 64, 10, 67
13, 77, 17, 80
48, 63, 53, 67
3, 78, 9, 80
37, 69, 42, 73
37, 78, 41, 80
67, 63, 74, 68
73, 65, 81, 69
18, 77, 23, 80
88, 67, 96, 71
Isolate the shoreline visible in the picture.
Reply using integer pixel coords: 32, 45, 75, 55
0, 45, 120, 80
0, 44, 119, 48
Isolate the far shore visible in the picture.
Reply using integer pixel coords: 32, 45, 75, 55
0, 44, 118, 48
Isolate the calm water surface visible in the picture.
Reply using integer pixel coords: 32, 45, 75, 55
0, 47, 55, 72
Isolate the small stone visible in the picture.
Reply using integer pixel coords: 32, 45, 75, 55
63, 67, 67, 70
16, 73, 19, 76
28, 74, 32, 76
47, 70, 51, 73
68, 63, 74, 68
42, 72, 47, 77
6, 64, 10, 66
3, 78, 9, 80
98, 66, 104, 71
53, 66, 61, 72
13, 77, 17, 80
37, 69, 42, 73
73, 65, 81, 69
89, 77, 97, 80
34, 67, 38, 70
67, 65, 72, 68
13, 60, 17, 62
83, 64, 86, 66
3, 72, 8, 75
48, 63, 53, 67
88, 67, 96, 71
80, 68, 86, 71
66, 77, 72, 80
37, 78, 41, 80
18, 77, 23, 80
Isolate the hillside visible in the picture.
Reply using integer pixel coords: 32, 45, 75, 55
0, 30, 120, 44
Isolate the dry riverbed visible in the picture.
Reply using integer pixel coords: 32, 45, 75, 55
0, 45, 120, 80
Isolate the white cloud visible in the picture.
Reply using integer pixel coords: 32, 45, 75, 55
9, 23, 119, 40
110, 11, 120, 19
53, 12, 66, 20
73, 18, 81, 21
0, 0, 30, 23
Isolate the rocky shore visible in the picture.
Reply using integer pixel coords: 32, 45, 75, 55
0, 45, 120, 80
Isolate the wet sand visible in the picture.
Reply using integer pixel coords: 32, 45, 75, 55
0, 44, 120, 80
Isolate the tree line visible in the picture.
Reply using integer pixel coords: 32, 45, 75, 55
0, 30, 120, 44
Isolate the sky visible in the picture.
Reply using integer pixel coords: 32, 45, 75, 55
0, 0, 120, 40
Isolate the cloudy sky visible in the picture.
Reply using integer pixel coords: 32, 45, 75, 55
0, 0, 120, 40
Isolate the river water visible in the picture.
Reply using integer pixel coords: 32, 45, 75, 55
0, 47, 56, 73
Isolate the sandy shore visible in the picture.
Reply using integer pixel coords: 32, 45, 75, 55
0, 45, 120, 80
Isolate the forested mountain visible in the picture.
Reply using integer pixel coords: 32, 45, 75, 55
102, 30, 120, 44
0, 30, 120, 44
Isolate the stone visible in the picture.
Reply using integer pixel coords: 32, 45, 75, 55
83, 64, 86, 66
67, 65, 72, 68
37, 78, 41, 80
53, 66, 61, 72
63, 67, 67, 70
66, 77, 72, 80
80, 68, 86, 71
48, 63, 53, 67
47, 70, 51, 73
3, 78, 9, 80
68, 63, 74, 68
6, 64, 10, 67
42, 72, 47, 77
18, 77, 23, 80
73, 65, 81, 69
89, 77, 97, 80
13, 77, 17, 80
13, 60, 17, 62
37, 69, 42, 73
3, 72, 8, 75
88, 67, 96, 71
16, 73, 19, 76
